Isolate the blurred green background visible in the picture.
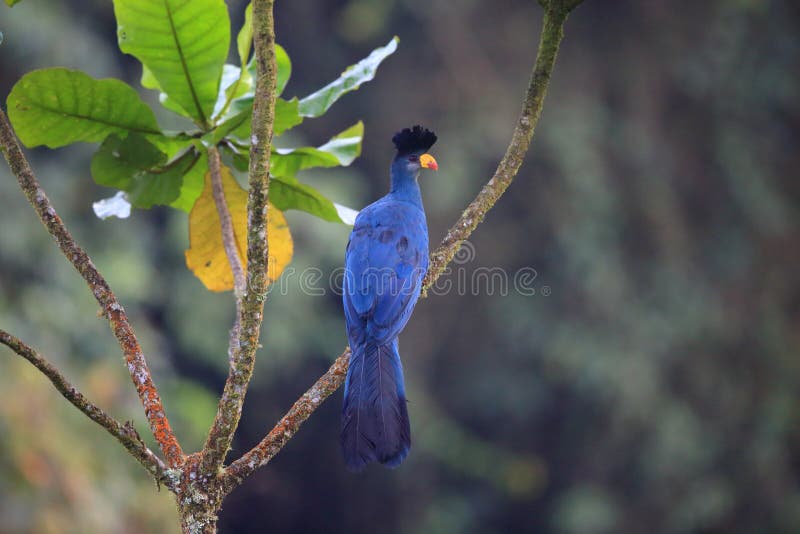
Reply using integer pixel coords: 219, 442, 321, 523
1, 0, 799, 532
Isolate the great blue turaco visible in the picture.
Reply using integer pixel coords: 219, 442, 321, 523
341, 126, 438, 471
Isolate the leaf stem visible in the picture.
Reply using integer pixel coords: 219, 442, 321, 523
220, 0, 585, 491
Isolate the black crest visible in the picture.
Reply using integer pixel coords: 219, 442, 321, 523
392, 125, 437, 156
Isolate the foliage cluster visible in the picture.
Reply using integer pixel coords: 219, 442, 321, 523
6, 0, 398, 290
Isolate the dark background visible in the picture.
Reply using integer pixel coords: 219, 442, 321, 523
1, 1, 799, 533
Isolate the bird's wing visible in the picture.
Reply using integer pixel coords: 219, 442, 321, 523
344, 202, 428, 344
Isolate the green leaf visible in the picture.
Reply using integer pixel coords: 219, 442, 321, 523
91, 133, 199, 208
91, 133, 166, 189
237, 2, 254, 68
7, 68, 161, 148
226, 66, 254, 103
212, 42, 291, 125
270, 176, 356, 224
221, 144, 250, 172
141, 65, 191, 118
276, 44, 292, 97
207, 109, 248, 145
128, 157, 191, 208
273, 97, 303, 136
4, 0, 23, 6
114, 0, 230, 126
170, 150, 208, 211
213, 64, 252, 120
210, 2, 256, 123
224, 97, 302, 143
313, 122, 364, 164
140, 64, 159, 91
297, 37, 397, 118
270, 121, 364, 178
211, 6, 290, 125
149, 132, 198, 158
240, 43, 291, 96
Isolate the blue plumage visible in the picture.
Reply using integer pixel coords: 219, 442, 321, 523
341, 126, 438, 471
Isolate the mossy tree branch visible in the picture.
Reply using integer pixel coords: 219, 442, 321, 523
220, 0, 585, 492
0, 329, 173, 488
200, 0, 278, 477
0, 108, 184, 468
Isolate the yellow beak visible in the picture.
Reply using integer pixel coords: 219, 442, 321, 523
420, 153, 438, 171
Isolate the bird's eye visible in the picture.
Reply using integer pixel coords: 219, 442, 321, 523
408, 155, 418, 162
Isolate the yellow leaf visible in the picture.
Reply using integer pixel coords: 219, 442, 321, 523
185, 165, 293, 292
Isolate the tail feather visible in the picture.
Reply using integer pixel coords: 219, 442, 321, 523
341, 338, 410, 471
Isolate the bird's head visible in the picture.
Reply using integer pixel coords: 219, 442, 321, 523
392, 125, 438, 175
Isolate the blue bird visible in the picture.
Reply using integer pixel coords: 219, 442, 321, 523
341, 125, 438, 471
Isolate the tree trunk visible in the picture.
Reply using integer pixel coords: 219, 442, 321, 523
177, 454, 223, 534
179, 504, 219, 534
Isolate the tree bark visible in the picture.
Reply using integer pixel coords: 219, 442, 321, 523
176, 455, 223, 534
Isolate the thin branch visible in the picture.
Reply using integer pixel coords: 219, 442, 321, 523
0, 329, 174, 488
207, 145, 246, 393
0, 109, 184, 468
220, 0, 584, 491
424, 1, 574, 290
201, 0, 278, 475
208, 145, 246, 299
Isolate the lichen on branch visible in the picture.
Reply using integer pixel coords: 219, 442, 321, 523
200, 0, 279, 477
0, 329, 174, 487
0, 108, 184, 468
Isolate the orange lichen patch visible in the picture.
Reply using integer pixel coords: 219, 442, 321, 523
135, 376, 183, 466
108, 305, 184, 467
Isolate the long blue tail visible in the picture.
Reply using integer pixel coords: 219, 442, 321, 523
341, 338, 410, 471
